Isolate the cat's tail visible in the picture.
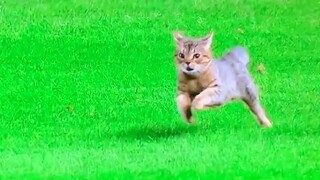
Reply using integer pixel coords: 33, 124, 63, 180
223, 46, 250, 66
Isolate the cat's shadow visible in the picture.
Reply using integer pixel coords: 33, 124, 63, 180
114, 124, 200, 140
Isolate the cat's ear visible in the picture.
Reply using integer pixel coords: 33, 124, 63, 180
173, 31, 184, 43
201, 32, 214, 50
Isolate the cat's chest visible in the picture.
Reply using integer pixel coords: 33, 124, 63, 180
178, 72, 214, 95
186, 79, 203, 94
181, 78, 213, 96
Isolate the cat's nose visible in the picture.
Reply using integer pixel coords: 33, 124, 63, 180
186, 62, 190, 65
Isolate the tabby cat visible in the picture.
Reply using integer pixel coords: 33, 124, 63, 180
173, 31, 272, 127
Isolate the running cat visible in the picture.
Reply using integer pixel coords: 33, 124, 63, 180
173, 31, 272, 127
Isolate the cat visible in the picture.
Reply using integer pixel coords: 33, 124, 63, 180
172, 31, 272, 127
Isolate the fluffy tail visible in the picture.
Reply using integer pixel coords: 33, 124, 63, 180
223, 46, 250, 66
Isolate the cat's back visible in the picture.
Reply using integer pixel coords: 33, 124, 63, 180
214, 59, 238, 85
217, 46, 250, 78
222, 46, 250, 66
214, 46, 257, 100
214, 53, 251, 98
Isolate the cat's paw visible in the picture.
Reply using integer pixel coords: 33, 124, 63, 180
191, 102, 204, 110
191, 97, 207, 111
261, 120, 272, 128
184, 117, 196, 125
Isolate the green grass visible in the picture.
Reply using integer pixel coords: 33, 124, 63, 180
1, 0, 320, 179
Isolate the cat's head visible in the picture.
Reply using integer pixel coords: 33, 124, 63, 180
173, 31, 214, 76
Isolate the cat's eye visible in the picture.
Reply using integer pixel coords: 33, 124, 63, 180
179, 53, 185, 59
193, 53, 200, 58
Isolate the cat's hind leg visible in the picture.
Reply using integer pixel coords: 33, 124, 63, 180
242, 82, 272, 127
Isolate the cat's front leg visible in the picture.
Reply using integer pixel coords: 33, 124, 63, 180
176, 93, 194, 124
191, 87, 223, 111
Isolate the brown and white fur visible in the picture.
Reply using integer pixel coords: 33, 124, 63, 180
173, 31, 272, 127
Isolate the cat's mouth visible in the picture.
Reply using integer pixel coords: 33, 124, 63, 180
186, 67, 194, 71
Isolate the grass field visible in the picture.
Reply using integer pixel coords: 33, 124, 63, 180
1, 0, 320, 179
